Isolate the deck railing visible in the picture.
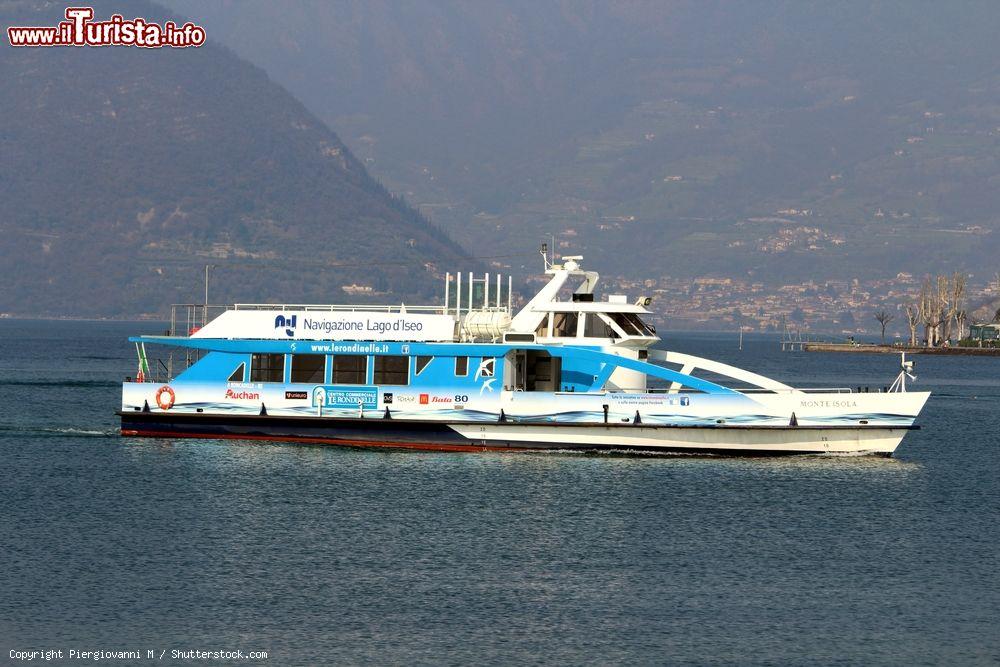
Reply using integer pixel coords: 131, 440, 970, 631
169, 304, 229, 337
167, 302, 510, 337
232, 303, 455, 314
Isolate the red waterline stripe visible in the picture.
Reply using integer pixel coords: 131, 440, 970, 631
120, 428, 515, 452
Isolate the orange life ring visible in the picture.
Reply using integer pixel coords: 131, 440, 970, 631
155, 385, 175, 410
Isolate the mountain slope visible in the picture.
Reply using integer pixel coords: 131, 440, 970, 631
161, 1, 1000, 284
0, 0, 471, 317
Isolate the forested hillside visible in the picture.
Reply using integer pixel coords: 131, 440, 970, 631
0, 0, 472, 317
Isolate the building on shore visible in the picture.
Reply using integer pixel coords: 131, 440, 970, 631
967, 323, 1000, 345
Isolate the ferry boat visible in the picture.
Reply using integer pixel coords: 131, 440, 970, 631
119, 255, 929, 456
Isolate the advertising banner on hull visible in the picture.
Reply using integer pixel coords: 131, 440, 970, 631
312, 386, 379, 409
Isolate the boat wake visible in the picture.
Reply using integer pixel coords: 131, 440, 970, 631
810, 449, 877, 457
0, 424, 116, 438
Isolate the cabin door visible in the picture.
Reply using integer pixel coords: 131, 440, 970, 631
510, 350, 561, 392
512, 351, 527, 391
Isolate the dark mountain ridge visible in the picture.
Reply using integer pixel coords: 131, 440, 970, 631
0, 0, 472, 317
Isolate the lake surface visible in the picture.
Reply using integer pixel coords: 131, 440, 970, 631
1, 320, 997, 665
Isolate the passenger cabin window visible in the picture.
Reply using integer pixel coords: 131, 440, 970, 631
228, 363, 245, 382
290, 354, 325, 383
415, 356, 433, 376
374, 355, 409, 385
455, 356, 468, 376
250, 353, 284, 383
479, 358, 495, 377
552, 312, 578, 337
333, 355, 367, 384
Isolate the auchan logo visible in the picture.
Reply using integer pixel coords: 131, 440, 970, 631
226, 389, 260, 400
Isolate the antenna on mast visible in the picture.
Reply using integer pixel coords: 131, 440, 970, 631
889, 352, 916, 392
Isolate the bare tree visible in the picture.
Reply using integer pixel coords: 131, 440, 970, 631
904, 303, 920, 346
945, 272, 966, 343
936, 274, 951, 345
918, 275, 950, 347
874, 309, 895, 345
919, 277, 936, 346
905, 271, 969, 346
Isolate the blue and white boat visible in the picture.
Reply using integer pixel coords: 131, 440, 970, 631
119, 255, 929, 456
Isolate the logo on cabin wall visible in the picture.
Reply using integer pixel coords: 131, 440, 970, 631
226, 389, 260, 400
274, 314, 297, 337
475, 357, 497, 395
419, 394, 429, 404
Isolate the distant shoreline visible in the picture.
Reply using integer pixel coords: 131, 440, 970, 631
804, 343, 1000, 356
0, 315, 167, 323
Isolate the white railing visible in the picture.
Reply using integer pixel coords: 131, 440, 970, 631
169, 304, 229, 336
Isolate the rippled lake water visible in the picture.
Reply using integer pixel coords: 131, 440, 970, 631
1, 320, 997, 665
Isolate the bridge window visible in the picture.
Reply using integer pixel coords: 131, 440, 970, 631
455, 356, 468, 376
535, 314, 550, 338
552, 312, 578, 337
607, 312, 654, 336
250, 353, 284, 383
594, 314, 621, 339
374, 355, 409, 385
333, 355, 367, 384
583, 314, 602, 338
290, 354, 325, 383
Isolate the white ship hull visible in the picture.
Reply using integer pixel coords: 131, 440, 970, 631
450, 423, 912, 455
120, 407, 918, 456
